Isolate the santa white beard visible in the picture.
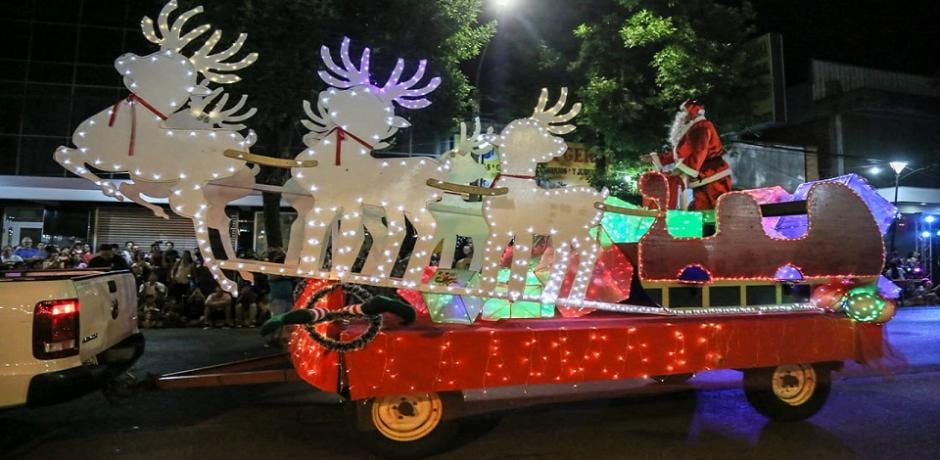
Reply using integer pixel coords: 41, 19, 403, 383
668, 109, 705, 149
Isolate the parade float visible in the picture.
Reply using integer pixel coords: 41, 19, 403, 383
57, 2, 900, 458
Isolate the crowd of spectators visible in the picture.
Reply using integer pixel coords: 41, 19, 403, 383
884, 251, 939, 305
1, 236, 295, 330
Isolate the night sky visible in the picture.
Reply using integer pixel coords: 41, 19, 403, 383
753, 0, 940, 84
483, 0, 940, 89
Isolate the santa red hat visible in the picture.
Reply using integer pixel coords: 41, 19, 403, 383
679, 98, 703, 110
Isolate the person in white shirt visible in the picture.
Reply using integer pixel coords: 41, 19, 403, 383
1, 245, 24, 266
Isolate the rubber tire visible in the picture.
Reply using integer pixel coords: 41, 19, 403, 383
743, 363, 832, 422
350, 392, 463, 460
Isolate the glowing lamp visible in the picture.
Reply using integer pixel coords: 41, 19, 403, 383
868, 166, 881, 175
889, 161, 908, 175
926, 215, 936, 223
921, 230, 931, 238
493, 0, 521, 11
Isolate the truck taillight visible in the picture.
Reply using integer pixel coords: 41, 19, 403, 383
33, 299, 80, 360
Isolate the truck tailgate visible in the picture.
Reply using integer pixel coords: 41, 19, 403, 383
74, 271, 138, 362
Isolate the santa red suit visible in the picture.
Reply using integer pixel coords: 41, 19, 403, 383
648, 99, 732, 210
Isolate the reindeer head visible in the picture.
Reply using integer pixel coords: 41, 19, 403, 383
301, 38, 440, 148
490, 88, 580, 175
446, 118, 491, 183
115, 0, 258, 114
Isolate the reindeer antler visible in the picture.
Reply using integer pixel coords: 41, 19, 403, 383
301, 99, 335, 144
142, 1, 257, 84
454, 118, 492, 156
190, 81, 257, 130
381, 57, 441, 109
531, 87, 581, 135
318, 37, 372, 89
141, 0, 211, 53
190, 30, 259, 84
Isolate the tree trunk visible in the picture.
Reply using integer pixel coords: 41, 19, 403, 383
262, 191, 283, 250
259, 117, 294, 252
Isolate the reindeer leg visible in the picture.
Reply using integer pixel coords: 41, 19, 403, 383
437, 233, 456, 269
469, 230, 489, 272
567, 236, 600, 303
478, 232, 513, 293
118, 181, 170, 219
381, 212, 409, 279
506, 234, 532, 301
205, 171, 257, 282
331, 208, 363, 278
282, 179, 315, 266
296, 206, 335, 275
541, 244, 571, 302
403, 211, 438, 286
55, 147, 123, 201
170, 187, 238, 295
359, 206, 390, 277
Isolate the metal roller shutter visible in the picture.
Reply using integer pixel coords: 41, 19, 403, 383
94, 207, 198, 252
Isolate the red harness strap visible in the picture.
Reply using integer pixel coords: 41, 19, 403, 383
489, 173, 536, 188
108, 93, 167, 156
330, 127, 374, 166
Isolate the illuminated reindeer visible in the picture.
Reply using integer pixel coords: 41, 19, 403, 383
53, 0, 259, 291
284, 38, 450, 285
425, 118, 493, 272
479, 88, 607, 303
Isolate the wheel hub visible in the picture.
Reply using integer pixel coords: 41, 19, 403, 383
772, 364, 817, 406
371, 393, 443, 442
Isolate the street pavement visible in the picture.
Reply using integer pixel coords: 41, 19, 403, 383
3, 308, 940, 460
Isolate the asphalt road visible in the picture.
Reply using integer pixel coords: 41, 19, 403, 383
3, 308, 940, 460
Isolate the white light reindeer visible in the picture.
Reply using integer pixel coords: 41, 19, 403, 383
53, 0, 259, 291
284, 38, 447, 285
479, 88, 607, 304
426, 119, 493, 272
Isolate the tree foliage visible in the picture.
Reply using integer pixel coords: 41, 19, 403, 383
569, 0, 764, 171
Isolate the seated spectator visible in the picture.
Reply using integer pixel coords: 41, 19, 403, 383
14, 237, 42, 262
89, 244, 130, 270
138, 272, 167, 328
186, 288, 207, 326
204, 285, 233, 328
1, 245, 24, 267
130, 251, 152, 285
235, 281, 259, 327
80, 243, 94, 265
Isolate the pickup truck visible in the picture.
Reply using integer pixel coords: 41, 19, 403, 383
0, 269, 144, 409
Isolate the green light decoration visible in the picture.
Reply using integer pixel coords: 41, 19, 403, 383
665, 210, 704, 238
844, 290, 887, 322
600, 197, 654, 243
599, 196, 704, 243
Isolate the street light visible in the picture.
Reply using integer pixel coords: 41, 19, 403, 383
888, 161, 909, 254
492, 0, 520, 11
474, 0, 523, 115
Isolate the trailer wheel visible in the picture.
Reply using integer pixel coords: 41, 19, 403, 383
351, 391, 462, 459
743, 363, 831, 422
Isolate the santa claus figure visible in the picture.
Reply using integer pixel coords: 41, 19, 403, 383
647, 98, 732, 210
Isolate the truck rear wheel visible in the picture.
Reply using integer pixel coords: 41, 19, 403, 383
743, 363, 831, 422
351, 391, 462, 459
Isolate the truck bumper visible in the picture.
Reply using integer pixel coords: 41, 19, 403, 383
26, 333, 145, 407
